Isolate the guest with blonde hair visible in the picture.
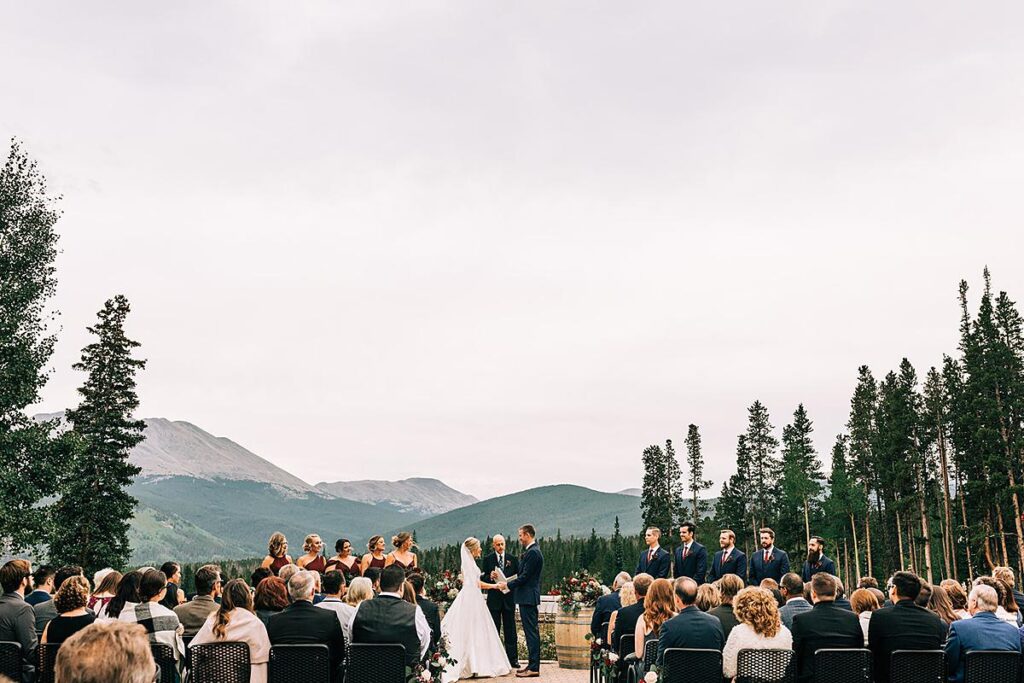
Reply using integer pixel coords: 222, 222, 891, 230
55, 620, 156, 683
296, 534, 327, 574
696, 583, 721, 612
606, 581, 636, 646
722, 587, 793, 680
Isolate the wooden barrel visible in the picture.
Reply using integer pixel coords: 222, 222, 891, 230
554, 606, 594, 669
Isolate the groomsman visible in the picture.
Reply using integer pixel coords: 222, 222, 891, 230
747, 528, 790, 585
708, 530, 747, 582
673, 522, 708, 584
482, 534, 520, 668
636, 527, 671, 579
801, 536, 836, 582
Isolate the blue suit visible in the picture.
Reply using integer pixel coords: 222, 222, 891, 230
507, 542, 543, 672
673, 542, 708, 584
636, 547, 671, 579
748, 547, 790, 585
591, 591, 620, 640
800, 555, 836, 582
708, 548, 747, 582
946, 611, 1020, 683
655, 606, 724, 665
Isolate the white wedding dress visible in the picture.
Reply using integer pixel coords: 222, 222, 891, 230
440, 545, 512, 682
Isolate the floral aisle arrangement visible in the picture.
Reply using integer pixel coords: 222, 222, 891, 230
425, 570, 463, 611
548, 569, 605, 615
407, 635, 457, 683
585, 633, 618, 680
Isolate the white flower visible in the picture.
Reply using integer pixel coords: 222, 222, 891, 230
572, 591, 583, 602
437, 657, 446, 667
448, 589, 459, 599
420, 671, 432, 681
595, 638, 602, 646
608, 653, 619, 663
436, 581, 445, 589
644, 672, 659, 683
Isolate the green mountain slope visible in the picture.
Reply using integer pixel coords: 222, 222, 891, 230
398, 485, 642, 548
130, 476, 423, 563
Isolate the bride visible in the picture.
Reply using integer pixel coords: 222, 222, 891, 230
441, 537, 513, 681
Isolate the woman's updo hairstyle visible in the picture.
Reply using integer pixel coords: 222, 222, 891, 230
464, 537, 481, 554
393, 531, 413, 549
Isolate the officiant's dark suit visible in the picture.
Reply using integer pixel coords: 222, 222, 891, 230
673, 541, 708, 584
481, 548, 519, 666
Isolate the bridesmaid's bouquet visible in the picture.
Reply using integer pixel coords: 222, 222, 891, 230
425, 570, 463, 611
548, 569, 604, 615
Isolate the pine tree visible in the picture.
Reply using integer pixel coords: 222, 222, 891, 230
923, 366, 957, 580
0, 140, 66, 556
50, 296, 147, 573
824, 434, 864, 582
715, 435, 754, 551
612, 516, 624, 572
744, 401, 780, 540
779, 404, 823, 547
847, 366, 878, 577
684, 424, 713, 521
640, 444, 673, 536
664, 438, 685, 540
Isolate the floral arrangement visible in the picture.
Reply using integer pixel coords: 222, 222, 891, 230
586, 633, 618, 680
425, 570, 463, 611
548, 569, 605, 614
407, 635, 457, 683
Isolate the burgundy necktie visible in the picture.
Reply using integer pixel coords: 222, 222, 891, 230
764, 550, 770, 563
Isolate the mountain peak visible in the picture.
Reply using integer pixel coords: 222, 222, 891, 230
315, 478, 477, 517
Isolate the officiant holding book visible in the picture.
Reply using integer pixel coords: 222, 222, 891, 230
483, 534, 520, 668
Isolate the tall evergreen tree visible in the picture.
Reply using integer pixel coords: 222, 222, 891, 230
744, 401, 780, 539
684, 424, 713, 521
612, 516, 624, 572
640, 444, 674, 536
923, 366, 957, 580
664, 438, 685, 541
50, 295, 147, 573
0, 141, 66, 556
715, 434, 754, 551
779, 404, 823, 547
824, 434, 865, 582
847, 366, 878, 577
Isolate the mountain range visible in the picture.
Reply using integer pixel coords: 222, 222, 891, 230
34, 414, 643, 564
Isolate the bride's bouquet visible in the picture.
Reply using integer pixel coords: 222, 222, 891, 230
548, 569, 605, 615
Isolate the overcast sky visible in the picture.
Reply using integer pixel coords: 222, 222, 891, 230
4, 2, 1024, 499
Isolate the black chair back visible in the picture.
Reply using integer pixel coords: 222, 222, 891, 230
37, 643, 60, 683
661, 647, 723, 683
891, 649, 944, 683
736, 648, 795, 683
269, 644, 331, 683
642, 638, 658, 668
347, 643, 406, 683
616, 634, 635, 683
189, 641, 251, 683
964, 650, 1020, 683
150, 643, 176, 683
813, 648, 871, 683
0, 642, 21, 682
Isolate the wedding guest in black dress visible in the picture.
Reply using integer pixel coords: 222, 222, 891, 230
41, 576, 95, 644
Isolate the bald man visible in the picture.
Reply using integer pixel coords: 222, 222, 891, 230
483, 535, 519, 667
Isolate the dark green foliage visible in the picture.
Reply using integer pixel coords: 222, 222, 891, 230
685, 424, 713, 521
640, 444, 674, 537
49, 296, 147, 573
778, 404, 822, 547
0, 140, 64, 556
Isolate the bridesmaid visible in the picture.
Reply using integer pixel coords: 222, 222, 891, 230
360, 535, 387, 574
260, 532, 293, 575
385, 531, 418, 571
296, 534, 327, 574
325, 538, 362, 583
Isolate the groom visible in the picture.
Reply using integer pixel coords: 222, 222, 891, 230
499, 524, 543, 678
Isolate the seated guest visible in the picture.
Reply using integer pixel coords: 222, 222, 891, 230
261, 532, 293, 576
710, 574, 744, 640
634, 578, 675, 658
975, 576, 1020, 625
915, 581, 933, 607
993, 566, 1024, 613
362, 566, 382, 594
267, 570, 345, 681
0, 559, 37, 681
277, 563, 299, 588
159, 562, 186, 610
592, 571, 630, 641
946, 584, 1020, 683
857, 577, 880, 590
342, 577, 373, 643
407, 572, 441, 653
868, 571, 947, 683
850, 588, 880, 645
174, 564, 222, 637
927, 584, 960, 626
250, 567, 272, 591
833, 576, 853, 610
656, 577, 724, 665
780, 572, 811, 628
254, 576, 288, 628
193, 578, 271, 683
310, 570, 325, 604
33, 565, 84, 635
611, 573, 651, 650
296, 533, 328, 574
26, 566, 55, 606
722, 587, 793, 681
55, 620, 156, 683
941, 580, 972, 620
88, 569, 121, 615
317, 570, 356, 640
41, 576, 95, 644
791, 573, 862, 683
608, 581, 636, 642
695, 582, 721, 612
100, 570, 142, 620
119, 569, 184, 664
351, 565, 430, 667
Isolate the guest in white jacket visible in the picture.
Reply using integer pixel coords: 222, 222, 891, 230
722, 587, 793, 681
192, 579, 272, 683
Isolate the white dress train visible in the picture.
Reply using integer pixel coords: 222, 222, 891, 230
440, 546, 512, 681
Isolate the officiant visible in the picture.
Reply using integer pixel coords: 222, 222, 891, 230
483, 534, 520, 668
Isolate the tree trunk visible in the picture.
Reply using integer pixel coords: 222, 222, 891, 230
984, 511, 996, 571
915, 463, 934, 583
864, 483, 873, 577
936, 424, 955, 579
843, 538, 851, 589
850, 513, 862, 584
803, 495, 811, 547
957, 467, 974, 581
895, 508, 906, 571
996, 501, 1010, 566
994, 384, 1024, 571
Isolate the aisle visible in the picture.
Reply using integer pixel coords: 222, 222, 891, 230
492, 665, 589, 681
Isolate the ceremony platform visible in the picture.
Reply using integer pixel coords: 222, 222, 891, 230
494, 665, 588, 682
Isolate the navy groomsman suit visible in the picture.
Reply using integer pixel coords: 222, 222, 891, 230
636, 546, 671, 579
801, 554, 836, 582
673, 541, 708, 584
748, 546, 790, 585
708, 546, 747, 583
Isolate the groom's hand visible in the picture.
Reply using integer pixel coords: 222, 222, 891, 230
497, 581, 508, 591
